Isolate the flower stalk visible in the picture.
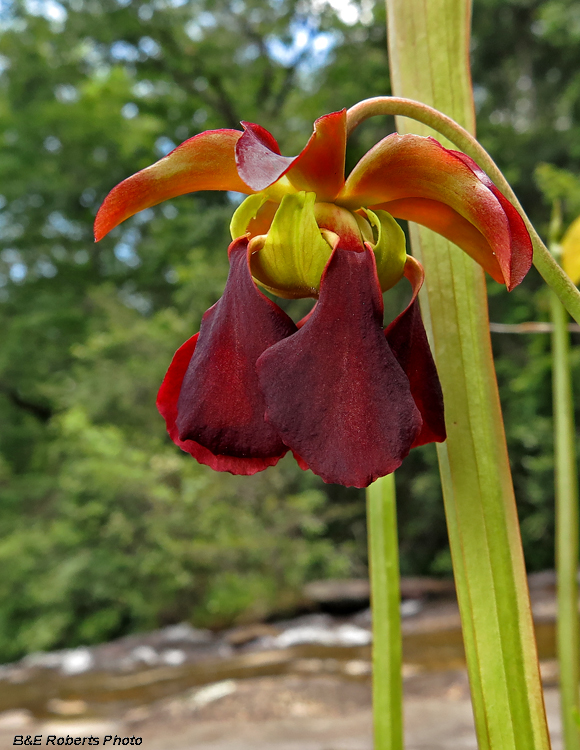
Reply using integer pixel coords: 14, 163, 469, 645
384, 0, 550, 747
549, 203, 580, 750
551, 286, 580, 750
366, 473, 403, 750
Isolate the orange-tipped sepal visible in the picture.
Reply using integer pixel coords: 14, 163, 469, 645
95, 129, 253, 241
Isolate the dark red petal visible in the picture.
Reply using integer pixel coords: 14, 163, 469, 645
177, 236, 297, 456
257, 245, 422, 488
236, 122, 295, 191
157, 333, 280, 474
157, 236, 297, 474
447, 150, 533, 290
384, 256, 446, 448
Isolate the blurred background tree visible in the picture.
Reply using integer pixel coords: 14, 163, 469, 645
0, 0, 578, 662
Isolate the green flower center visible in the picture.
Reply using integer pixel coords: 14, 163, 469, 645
231, 190, 407, 299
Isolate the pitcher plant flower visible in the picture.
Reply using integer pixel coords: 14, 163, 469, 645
95, 109, 532, 488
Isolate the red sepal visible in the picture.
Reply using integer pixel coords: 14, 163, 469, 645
95, 129, 250, 241
257, 245, 422, 488
339, 133, 532, 290
235, 111, 347, 199
157, 333, 282, 474
447, 150, 533, 290
384, 256, 446, 448
285, 110, 347, 202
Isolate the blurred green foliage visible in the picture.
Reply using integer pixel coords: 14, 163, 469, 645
535, 163, 580, 215
0, 0, 578, 662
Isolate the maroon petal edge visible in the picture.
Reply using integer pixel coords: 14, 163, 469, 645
445, 146, 533, 290
157, 236, 297, 475
384, 255, 446, 448
292, 451, 310, 471
157, 333, 281, 474
257, 245, 422, 488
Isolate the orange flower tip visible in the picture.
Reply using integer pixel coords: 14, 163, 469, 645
95, 128, 250, 241
94, 205, 114, 242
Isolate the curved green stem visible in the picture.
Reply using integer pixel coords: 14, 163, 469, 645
346, 96, 580, 325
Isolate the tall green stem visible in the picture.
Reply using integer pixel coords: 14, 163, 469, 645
367, 473, 403, 750
550, 287, 580, 750
383, 0, 550, 747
